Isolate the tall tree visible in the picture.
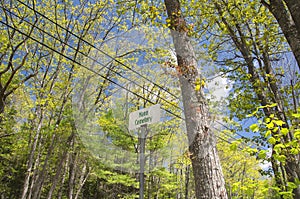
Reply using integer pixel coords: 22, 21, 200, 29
262, 0, 300, 69
164, 0, 227, 198
188, 0, 300, 197
0, 0, 38, 115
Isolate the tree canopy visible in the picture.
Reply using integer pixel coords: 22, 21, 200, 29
0, 0, 299, 198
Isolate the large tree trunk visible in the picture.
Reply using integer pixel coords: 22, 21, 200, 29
164, 1, 227, 198
215, 1, 300, 196
284, 0, 300, 35
264, 0, 300, 69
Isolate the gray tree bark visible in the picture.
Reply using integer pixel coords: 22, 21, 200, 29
21, 107, 44, 199
262, 1, 300, 197
284, 0, 300, 35
164, 1, 227, 198
263, 0, 300, 70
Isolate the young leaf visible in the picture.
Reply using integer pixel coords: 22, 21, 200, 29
258, 150, 267, 159
281, 128, 289, 136
268, 137, 276, 145
273, 120, 285, 126
250, 123, 259, 132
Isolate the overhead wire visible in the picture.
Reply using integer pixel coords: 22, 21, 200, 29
214, 120, 245, 138
0, 3, 249, 147
0, 6, 182, 113
16, 0, 180, 101
0, 19, 184, 120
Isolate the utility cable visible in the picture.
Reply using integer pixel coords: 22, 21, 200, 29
0, 19, 184, 120
214, 120, 245, 138
12, 0, 248, 146
1, 6, 182, 111
0, 6, 248, 147
16, 0, 180, 101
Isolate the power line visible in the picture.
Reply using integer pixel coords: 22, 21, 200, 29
0, 5, 247, 148
1, 6, 182, 112
16, 0, 180, 101
1, 18, 243, 147
13, 0, 246, 146
0, 19, 184, 120
214, 120, 245, 138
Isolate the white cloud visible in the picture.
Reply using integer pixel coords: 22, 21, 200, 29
206, 74, 232, 102
259, 148, 272, 171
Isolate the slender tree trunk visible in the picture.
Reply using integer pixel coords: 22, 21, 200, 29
74, 163, 90, 199
46, 151, 68, 199
27, 133, 44, 199
21, 107, 44, 199
0, 95, 5, 115
46, 132, 75, 199
185, 165, 190, 199
164, 1, 227, 198
31, 134, 56, 199
68, 144, 77, 199
58, 155, 69, 199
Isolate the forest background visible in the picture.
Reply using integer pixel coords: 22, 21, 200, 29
0, 0, 299, 198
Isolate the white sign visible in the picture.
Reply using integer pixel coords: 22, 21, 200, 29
129, 104, 161, 130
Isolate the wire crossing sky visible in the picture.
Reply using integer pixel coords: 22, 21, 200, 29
16, 0, 180, 101
0, 1, 249, 146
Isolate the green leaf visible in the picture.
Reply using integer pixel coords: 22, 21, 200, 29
266, 122, 274, 129
250, 123, 259, 132
232, 182, 241, 192
274, 144, 284, 153
230, 142, 238, 151
278, 191, 293, 196
275, 154, 286, 163
281, 128, 289, 136
268, 137, 276, 145
273, 120, 285, 126
272, 127, 279, 133
265, 130, 271, 138
294, 130, 300, 139
290, 148, 299, 155
292, 113, 300, 118
258, 150, 267, 159
287, 182, 297, 189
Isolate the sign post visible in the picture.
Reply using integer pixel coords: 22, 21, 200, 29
129, 104, 160, 199
129, 104, 160, 131
139, 124, 146, 199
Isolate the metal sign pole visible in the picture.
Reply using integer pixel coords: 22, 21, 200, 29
128, 104, 160, 199
139, 124, 147, 199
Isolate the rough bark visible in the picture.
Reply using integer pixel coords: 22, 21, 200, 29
264, 0, 300, 69
284, 0, 300, 35
215, 1, 300, 197
68, 140, 77, 199
164, 1, 227, 198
